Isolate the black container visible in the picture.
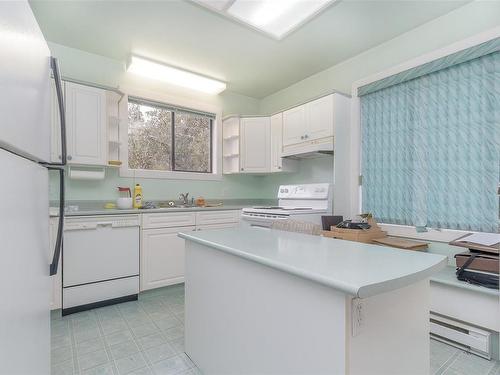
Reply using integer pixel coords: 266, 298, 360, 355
321, 216, 344, 231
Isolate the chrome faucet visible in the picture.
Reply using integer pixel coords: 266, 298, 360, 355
179, 193, 190, 206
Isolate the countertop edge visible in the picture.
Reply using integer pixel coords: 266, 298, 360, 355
179, 231, 447, 298
358, 258, 447, 298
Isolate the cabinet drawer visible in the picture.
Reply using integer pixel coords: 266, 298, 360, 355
197, 222, 240, 231
196, 210, 240, 225
142, 212, 196, 229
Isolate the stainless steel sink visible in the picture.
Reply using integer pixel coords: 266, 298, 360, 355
141, 201, 196, 210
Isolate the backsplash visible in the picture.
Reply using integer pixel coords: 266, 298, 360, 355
49, 157, 334, 201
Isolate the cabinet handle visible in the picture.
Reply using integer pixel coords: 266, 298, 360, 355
58, 155, 62, 160
278, 166, 282, 169
304, 134, 309, 139
300, 136, 304, 140
67, 155, 72, 161
241, 168, 244, 171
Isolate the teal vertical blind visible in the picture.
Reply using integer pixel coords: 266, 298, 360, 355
361, 51, 500, 232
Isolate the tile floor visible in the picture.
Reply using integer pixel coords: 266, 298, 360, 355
51, 284, 500, 375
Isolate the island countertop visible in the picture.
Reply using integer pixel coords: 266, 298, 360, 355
179, 226, 447, 298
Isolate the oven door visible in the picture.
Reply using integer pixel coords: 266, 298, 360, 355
241, 211, 290, 228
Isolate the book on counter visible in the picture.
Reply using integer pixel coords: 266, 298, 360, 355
450, 233, 500, 290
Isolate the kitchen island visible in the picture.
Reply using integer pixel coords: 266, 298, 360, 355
178, 226, 447, 375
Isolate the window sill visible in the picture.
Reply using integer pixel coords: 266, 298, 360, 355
378, 223, 470, 243
119, 168, 223, 181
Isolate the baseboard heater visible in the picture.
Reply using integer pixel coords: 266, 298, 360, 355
430, 313, 492, 359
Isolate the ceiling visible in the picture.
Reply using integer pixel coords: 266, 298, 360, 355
30, 0, 469, 98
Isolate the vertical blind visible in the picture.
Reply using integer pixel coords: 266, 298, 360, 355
361, 51, 500, 233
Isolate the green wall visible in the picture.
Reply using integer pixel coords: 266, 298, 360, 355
48, 0, 500, 202
49, 158, 332, 201
259, 1, 500, 114
48, 42, 298, 201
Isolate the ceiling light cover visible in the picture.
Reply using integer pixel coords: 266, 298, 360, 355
196, 0, 335, 39
127, 56, 227, 95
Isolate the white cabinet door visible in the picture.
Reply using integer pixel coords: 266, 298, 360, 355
65, 82, 107, 165
141, 226, 196, 291
282, 105, 306, 146
240, 117, 270, 173
50, 80, 64, 163
270, 113, 284, 172
49, 217, 62, 310
306, 94, 334, 141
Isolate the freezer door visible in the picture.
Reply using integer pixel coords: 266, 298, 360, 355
0, 148, 50, 375
0, 1, 51, 163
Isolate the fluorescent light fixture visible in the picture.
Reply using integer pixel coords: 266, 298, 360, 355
127, 56, 227, 95
194, 0, 335, 39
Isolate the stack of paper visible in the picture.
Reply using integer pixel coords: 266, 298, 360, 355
457, 232, 500, 247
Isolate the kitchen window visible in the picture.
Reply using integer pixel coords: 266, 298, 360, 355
124, 98, 215, 177
359, 50, 500, 234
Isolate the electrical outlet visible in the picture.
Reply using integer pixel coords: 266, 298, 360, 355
352, 298, 365, 337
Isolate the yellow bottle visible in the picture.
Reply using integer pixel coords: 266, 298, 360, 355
133, 184, 143, 208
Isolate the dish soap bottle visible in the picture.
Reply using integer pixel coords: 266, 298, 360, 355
133, 184, 143, 208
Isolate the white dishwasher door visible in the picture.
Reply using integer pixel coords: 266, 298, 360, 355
63, 216, 140, 287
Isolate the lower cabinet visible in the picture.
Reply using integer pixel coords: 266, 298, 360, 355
140, 210, 241, 292
141, 226, 196, 291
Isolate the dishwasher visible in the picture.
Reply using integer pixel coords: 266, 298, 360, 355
62, 215, 140, 315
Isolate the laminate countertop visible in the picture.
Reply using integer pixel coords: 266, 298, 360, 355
49, 199, 274, 217
179, 226, 447, 298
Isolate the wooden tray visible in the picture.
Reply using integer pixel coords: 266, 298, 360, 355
322, 217, 387, 244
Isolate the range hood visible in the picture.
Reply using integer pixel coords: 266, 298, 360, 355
282, 137, 333, 159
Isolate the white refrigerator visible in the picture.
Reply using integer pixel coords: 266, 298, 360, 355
0, 2, 66, 374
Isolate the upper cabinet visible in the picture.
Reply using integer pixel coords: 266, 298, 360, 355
222, 115, 297, 174
282, 105, 306, 147
51, 81, 108, 166
65, 82, 107, 165
240, 117, 271, 173
305, 94, 334, 141
282, 93, 349, 157
270, 113, 297, 173
222, 116, 240, 174
283, 94, 334, 148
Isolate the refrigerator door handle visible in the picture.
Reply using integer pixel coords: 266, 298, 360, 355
49, 167, 64, 276
50, 56, 67, 166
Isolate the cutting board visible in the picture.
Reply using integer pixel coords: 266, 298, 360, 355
372, 237, 429, 251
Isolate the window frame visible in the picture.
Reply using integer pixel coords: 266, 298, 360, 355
119, 90, 222, 181
348, 29, 500, 241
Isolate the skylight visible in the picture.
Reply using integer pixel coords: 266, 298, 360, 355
194, 0, 335, 40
